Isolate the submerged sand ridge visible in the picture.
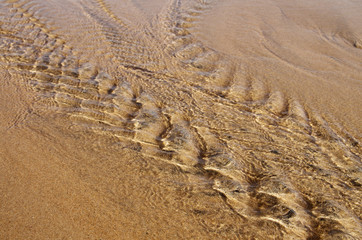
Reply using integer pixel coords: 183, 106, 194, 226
0, 0, 361, 239
194, 0, 362, 138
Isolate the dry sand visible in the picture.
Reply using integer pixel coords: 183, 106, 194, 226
0, 0, 361, 239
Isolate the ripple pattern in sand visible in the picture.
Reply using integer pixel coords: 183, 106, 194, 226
0, 0, 361, 239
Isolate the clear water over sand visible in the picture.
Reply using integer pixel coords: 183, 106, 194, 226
0, 0, 361, 239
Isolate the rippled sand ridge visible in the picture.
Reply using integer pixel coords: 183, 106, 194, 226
0, 0, 361, 239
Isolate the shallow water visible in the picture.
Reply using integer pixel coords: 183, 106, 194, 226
0, 0, 361, 239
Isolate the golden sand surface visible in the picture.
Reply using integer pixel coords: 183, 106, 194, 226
0, 0, 361, 239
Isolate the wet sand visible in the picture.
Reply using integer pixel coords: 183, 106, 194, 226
0, 0, 361, 239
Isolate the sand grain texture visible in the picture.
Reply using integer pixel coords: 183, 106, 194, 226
0, 0, 361, 239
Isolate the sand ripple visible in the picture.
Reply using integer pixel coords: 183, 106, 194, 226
0, 0, 361, 239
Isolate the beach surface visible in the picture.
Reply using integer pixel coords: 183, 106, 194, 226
0, 0, 361, 239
